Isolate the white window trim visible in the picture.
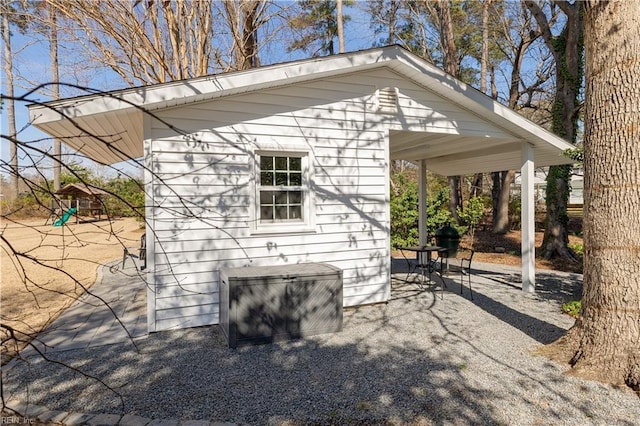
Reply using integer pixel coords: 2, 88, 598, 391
250, 149, 316, 235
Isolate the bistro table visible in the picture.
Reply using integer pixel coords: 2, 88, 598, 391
397, 245, 449, 295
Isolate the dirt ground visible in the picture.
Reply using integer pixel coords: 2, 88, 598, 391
1, 217, 144, 361
392, 229, 584, 274
466, 229, 584, 274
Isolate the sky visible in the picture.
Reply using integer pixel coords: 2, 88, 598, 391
1, 3, 380, 182
1, 2, 550, 183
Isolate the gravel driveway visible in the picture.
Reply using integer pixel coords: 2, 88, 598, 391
3, 260, 640, 425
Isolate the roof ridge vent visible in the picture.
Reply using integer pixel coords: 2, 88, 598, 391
376, 87, 398, 114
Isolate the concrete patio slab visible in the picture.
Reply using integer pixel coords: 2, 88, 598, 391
27, 261, 147, 354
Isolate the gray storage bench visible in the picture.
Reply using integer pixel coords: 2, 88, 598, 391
219, 263, 343, 348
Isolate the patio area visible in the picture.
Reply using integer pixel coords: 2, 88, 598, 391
7, 258, 638, 426
22, 257, 583, 355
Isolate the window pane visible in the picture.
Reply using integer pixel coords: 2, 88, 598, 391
289, 172, 302, 186
289, 191, 302, 204
260, 172, 273, 186
275, 157, 287, 170
260, 191, 274, 204
275, 172, 288, 186
260, 205, 274, 221
275, 205, 288, 220
289, 205, 302, 219
289, 157, 301, 171
275, 192, 288, 204
260, 156, 273, 171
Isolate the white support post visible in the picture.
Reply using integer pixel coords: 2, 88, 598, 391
521, 143, 535, 293
418, 159, 428, 246
143, 115, 156, 333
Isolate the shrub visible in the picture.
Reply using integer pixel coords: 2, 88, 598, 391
1, 193, 52, 219
390, 173, 419, 248
508, 199, 522, 229
568, 241, 584, 255
425, 187, 453, 235
562, 300, 582, 317
390, 172, 451, 248
456, 196, 485, 246
104, 176, 145, 219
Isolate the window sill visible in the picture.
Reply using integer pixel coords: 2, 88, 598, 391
250, 224, 317, 236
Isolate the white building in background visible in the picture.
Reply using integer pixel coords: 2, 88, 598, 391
513, 167, 584, 208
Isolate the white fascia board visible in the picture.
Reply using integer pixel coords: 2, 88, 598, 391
28, 44, 576, 166
28, 47, 395, 126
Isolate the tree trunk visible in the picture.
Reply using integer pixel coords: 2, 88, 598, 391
492, 170, 515, 234
480, 0, 490, 94
336, 0, 345, 53
1, 1, 18, 200
448, 175, 461, 222
439, 0, 462, 221
542, 164, 575, 260
471, 0, 489, 196
526, 0, 582, 261
543, 0, 640, 393
50, 2, 61, 192
470, 173, 483, 198
438, 0, 457, 76
241, 0, 260, 69
387, 0, 398, 45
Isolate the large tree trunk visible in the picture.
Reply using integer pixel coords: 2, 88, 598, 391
448, 175, 461, 222
470, 0, 490, 199
480, 0, 490, 94
542, 0, 640, 393
241, 0, 260, 69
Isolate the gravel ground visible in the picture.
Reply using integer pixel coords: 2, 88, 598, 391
3, 260, 640, 425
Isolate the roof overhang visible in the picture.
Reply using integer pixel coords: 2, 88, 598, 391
28, 45, 575, 171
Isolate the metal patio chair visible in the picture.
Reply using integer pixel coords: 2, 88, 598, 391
457, 247, 474, 300
122, 233, 146, 271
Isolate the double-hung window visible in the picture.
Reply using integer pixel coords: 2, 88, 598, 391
258, 154, 306, 225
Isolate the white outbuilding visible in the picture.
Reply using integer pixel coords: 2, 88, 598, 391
29, 46, 574, 333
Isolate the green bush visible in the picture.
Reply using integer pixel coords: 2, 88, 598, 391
425, 187, 453, 234
456, 196, 485, 238
390, 173, 419, 248
390, 172, 451, 248
104, 176, 145, 219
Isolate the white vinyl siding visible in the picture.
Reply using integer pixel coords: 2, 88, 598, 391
146, 67, 517, 331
